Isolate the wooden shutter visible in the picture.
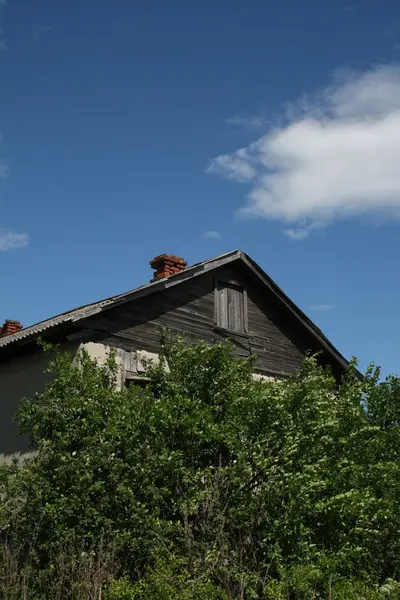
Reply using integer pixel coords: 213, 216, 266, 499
227, 286, 245, 331
215, 282, 247, 333
215, 284, 229, 329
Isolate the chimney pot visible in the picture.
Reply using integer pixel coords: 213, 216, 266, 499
150, 254, 187, 282
0, 319, 23, 337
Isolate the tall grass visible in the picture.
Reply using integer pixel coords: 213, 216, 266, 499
0, 540, 117, 600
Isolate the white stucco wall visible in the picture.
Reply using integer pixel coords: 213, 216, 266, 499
78, 342, 125, 388
78, 343, 165, 384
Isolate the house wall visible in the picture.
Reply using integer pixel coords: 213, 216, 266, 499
0, 348, 57, 455
0, 342, 80, 455
0, 262, 328, 455
83, 263, 308, 377
0, 341, 161, 455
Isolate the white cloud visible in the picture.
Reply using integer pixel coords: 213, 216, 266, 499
308, 304, 334, 312
206, 148, 257, 182
0, 231, 29, 251
207, 64, 400, 238
201, 230, 221, 240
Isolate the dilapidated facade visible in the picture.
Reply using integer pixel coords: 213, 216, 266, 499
0, 250, 353, 455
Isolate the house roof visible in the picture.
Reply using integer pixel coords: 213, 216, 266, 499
0, 250, 354, 376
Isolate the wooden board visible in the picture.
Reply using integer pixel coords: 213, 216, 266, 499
83, 262, 311, 377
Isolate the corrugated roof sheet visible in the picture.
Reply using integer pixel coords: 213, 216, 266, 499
0, 250, 239, 348
0, 301, 110, 348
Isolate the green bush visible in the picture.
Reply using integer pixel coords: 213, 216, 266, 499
106, 556, 227, 600
1, 338, 400, 598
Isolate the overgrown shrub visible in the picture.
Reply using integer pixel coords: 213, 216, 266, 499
1, 338, 400, 598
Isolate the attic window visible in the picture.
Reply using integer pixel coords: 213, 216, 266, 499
215, 281, 247, 333
125, 374, 151, 389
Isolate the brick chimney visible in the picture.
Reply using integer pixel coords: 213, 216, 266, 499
150, 254, 187, 282
0, 319, 23, 337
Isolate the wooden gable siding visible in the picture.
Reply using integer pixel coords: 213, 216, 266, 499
215, 264, 305, 375
83, 263, 306, 377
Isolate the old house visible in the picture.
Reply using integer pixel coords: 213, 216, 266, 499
0, 250, 352, 455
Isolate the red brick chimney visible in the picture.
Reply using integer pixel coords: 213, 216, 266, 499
150, 254, 187, 282
0, 319, 23, 337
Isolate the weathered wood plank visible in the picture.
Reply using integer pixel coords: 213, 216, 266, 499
84, 265, 308, 377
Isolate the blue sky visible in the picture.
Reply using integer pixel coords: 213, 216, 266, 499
1, 0, 400, 376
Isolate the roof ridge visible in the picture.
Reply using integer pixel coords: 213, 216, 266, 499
0, 250, 241, 348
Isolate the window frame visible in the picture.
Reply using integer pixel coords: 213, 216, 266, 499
125, 374, 151, 389
214, 279, 248, 334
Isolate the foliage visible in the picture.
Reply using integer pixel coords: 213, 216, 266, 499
1, 338, 400, 598
106, 556, 227, 600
